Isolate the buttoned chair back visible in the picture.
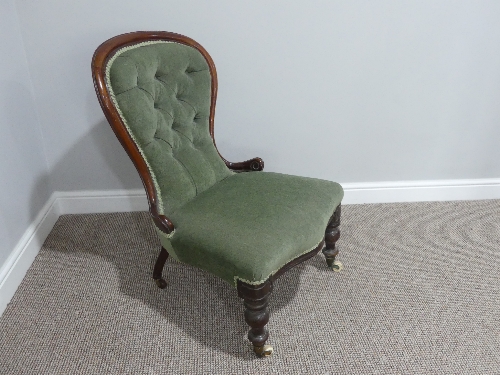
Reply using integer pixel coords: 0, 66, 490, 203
103, 40, 232, 214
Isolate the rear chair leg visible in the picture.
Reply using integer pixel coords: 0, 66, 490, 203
237, 280, 274, 357
153, 247, 169, 288
323, 204, 343, 272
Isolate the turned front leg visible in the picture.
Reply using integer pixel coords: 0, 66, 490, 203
323, 204, 343, 271
237, 280, 274, 357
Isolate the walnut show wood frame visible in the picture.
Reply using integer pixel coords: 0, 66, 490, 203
91, 31, 341, 357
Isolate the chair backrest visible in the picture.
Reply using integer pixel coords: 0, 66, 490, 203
92, 32, 232, 216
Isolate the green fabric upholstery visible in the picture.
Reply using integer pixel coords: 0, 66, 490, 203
157, 172, 343, 285
107, 41, 233, 214
106, 40, 344, 287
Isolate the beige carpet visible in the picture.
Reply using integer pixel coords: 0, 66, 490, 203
1, 201, 500, 374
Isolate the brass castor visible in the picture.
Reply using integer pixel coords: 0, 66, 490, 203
154, 278, 167, 289
331, 260, 343, 272
254, 344, 273, 357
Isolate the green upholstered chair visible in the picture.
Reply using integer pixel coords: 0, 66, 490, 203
92, 31, 344, 357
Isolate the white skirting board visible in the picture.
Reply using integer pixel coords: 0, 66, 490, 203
342, 178, 500, 204
0, 194, 60, 317
0, 189, 147, 316
1, 178, 500, 316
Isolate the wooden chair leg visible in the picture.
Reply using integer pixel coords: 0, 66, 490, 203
237, 280, 274, 357
153, 247, 169, 289
323, 204, 343, 271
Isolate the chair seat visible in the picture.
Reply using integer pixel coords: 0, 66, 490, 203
156, 171, 343, 286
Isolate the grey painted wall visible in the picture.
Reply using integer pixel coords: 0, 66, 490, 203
15, 0, 500, 192
0, 0, 51, 267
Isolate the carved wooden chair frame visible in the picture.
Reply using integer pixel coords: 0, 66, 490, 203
92, 31, 341, 357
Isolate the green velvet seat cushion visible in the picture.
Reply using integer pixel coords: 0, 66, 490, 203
157, 171, 343, 286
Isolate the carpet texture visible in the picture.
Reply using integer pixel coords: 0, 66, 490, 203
1, 201, 500, 374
